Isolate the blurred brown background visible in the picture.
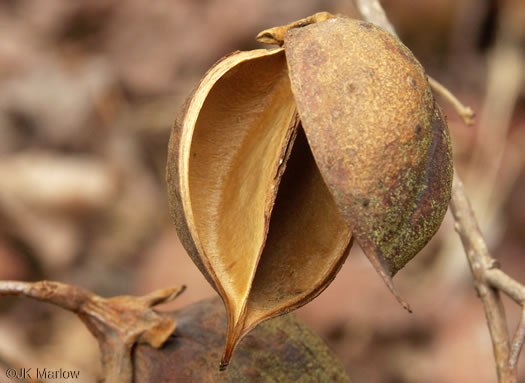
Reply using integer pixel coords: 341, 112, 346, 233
0, 0, 524, 382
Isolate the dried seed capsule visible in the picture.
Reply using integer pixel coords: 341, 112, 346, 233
167, 48, 352, 368
134, 298, 352, 382
284, 17, 452, 308
167, 13, 453, 367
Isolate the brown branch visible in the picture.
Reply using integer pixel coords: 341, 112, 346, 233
486, 269, 525, 305
510, 309, 525, 371
449, 174, 514, 383
0, 280, 185, 383
427, 77, 475, 126
355, 1, 525, 382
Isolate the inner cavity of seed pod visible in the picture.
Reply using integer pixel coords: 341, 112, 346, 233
243, 126, 352, 331
187, 50, 297, 324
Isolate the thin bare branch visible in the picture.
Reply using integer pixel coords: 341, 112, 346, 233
0, 280, 92, 312
510, 309, 525, 371
486, 269, 525, 305
428, 77, 476, 126
355, 0, 397, 36
449, 174, 514, 382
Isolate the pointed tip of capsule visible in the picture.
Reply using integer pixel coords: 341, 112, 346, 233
398, 296, 412, 313
220, 326, 240, 371
220, 311, 252, 370
382, 271, 412, 313
360, 242, 413, 313
382, 271, 413, 313
255, 27, 285, 46
378, 266, 413, 313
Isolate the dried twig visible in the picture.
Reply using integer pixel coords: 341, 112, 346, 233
510, 309, 525, 372
0, 281, 185, 383
355, 0, 525, 381
427, 77, 475, 126
449, 175, 513, 382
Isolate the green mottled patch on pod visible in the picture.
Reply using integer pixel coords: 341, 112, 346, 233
284, 17, 453, 306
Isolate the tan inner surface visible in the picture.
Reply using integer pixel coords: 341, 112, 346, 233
244, 128, 352, 329
188, 51, 296, 323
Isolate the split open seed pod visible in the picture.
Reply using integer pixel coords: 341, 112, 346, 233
167, 13, 453, 368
